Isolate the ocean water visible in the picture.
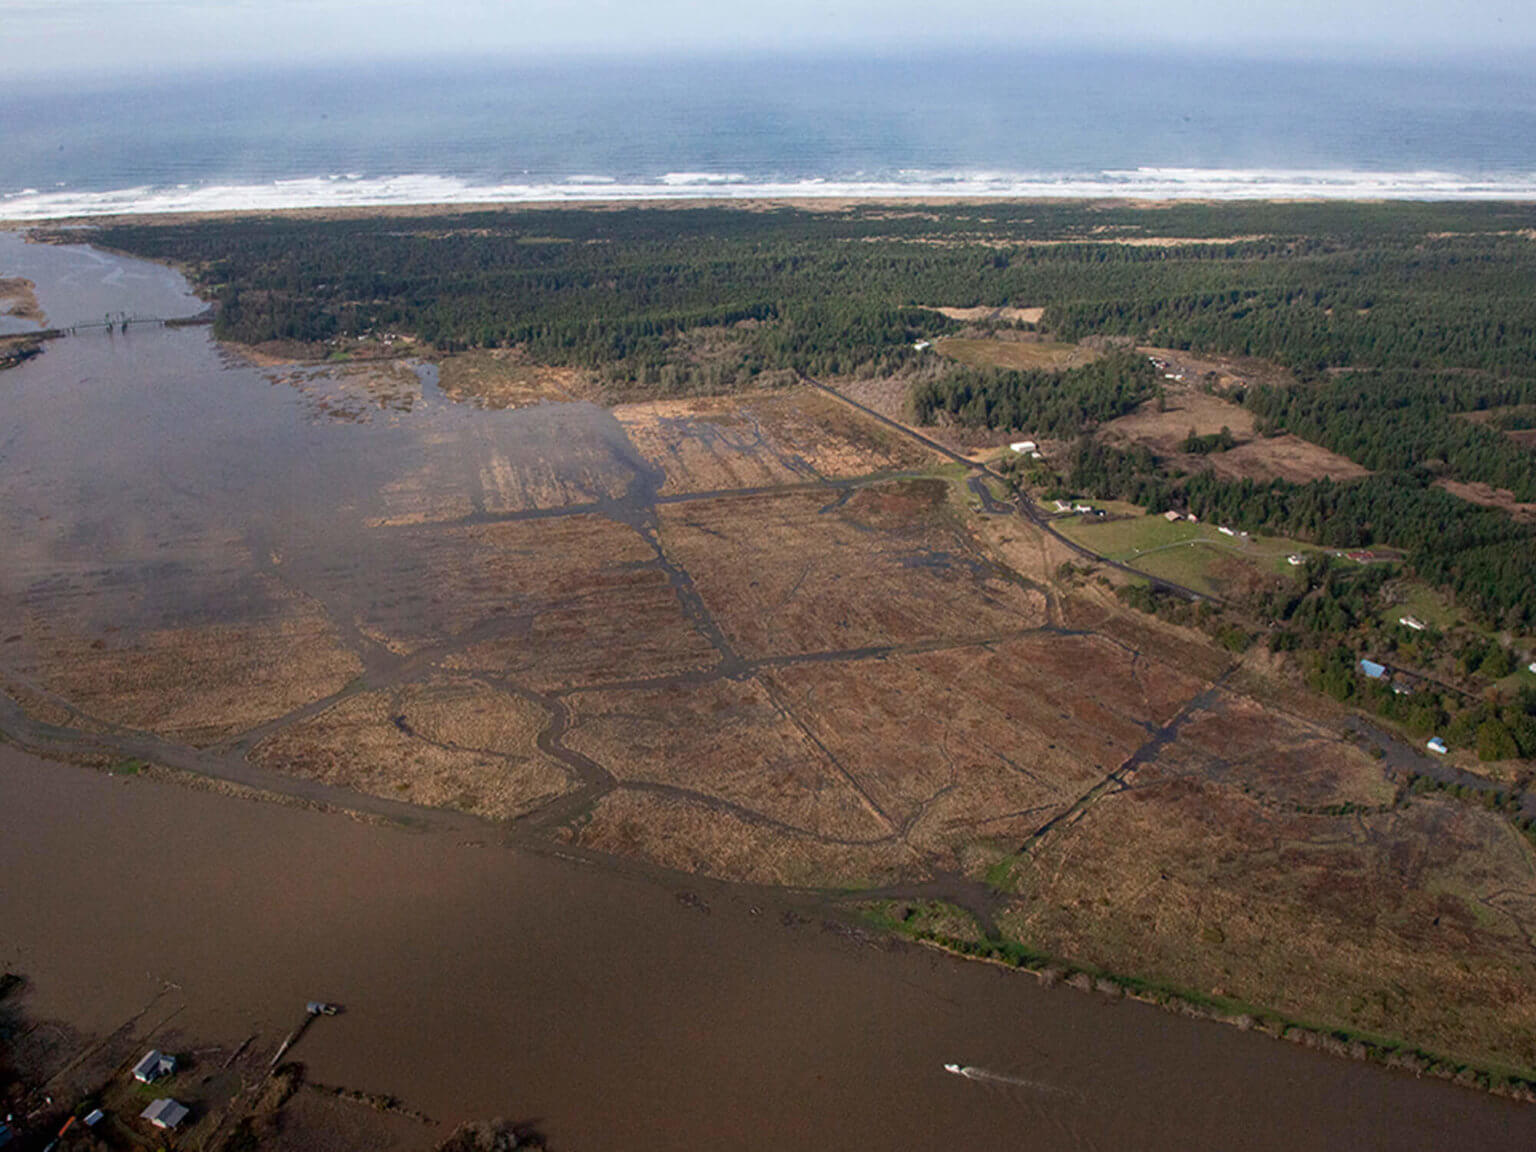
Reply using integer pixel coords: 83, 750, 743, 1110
3, 51, 1536, 217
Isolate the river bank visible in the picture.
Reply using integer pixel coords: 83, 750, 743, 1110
6, 743, 1536, 1150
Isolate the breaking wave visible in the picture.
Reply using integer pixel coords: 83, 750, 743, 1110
4, 168, 1536, 221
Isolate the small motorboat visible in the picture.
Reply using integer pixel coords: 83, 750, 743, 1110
943, 1063, 964, 1074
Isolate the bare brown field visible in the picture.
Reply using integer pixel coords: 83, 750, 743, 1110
9, 591, 362, 746
1205, 434, 1371, 484
1438, 478, 1536, 523
0, 276, 43, 323
252, 679, 572, 820
933, 336, 1100, 372
615, 387, 936, 495
922, 304, 1045, 324
569, 788, 918, 887
1100, 387, 1257, 451
435, 347, 601, 408
1099, 386, 1367, 484
659, 481, 1048, 659
564, 677, 890, 840
764, 632, 1208, 868
1171, 693, 1397, 809
1465, 410, 1536, 452
1000, 770, 1536, 1074
332, 515, 723, 687
1510, 429, 1536, 450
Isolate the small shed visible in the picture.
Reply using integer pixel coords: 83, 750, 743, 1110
912, 340, 932, 351
133, 1049, 176, 1083
1427, 737, 1448, 755
1398, 616, 1426, 632
1009, 440, 1038, 454
141, 1099, 189, 1131
1217, 526, 1236, 537
1164, 510, 1182, 522
1358, 659, 1388, 680
1287, 554, 1304, 566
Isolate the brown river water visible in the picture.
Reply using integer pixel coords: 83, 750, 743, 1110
3, 229, 1535, 1149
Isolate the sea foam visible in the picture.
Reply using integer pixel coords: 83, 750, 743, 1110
3, 168, 1536, 221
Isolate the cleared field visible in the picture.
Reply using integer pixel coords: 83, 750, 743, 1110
920, 304, 1045, 324
1172, 692, 1396, 809
1382, 581, 1464, 633
1057, 512, 1313, 598
570, 788, 918, 887
1438, 478, 1536, 524
1100, 387, 1367, 485
1099, 387, 1257, 452
932, 336, 1100, 372
614, 387, 937, 495
252, 679, 572, 820
564, 677, 891, 841
766, 632, 1210, 869
1206, 434, 1371, 484
659, 480, 1048, 659
7, 581, 363, 746
434, 347, 600, 408
999, 769, 1536, 1075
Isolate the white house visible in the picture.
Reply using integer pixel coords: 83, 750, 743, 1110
912, 340, 932, 351
1009, 440, 1038, 454
1398, 616, 1426, 632
1427, 737, 1448, 755
1218, 526, 1236, 537
1287, 554, 1304, 566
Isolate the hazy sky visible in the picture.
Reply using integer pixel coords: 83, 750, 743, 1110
6, 0, 1534, 78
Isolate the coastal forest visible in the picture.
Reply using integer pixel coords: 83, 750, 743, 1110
89, 200, 1536, 757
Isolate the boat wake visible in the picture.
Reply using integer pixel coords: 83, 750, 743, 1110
944, 1063, 1076, 1096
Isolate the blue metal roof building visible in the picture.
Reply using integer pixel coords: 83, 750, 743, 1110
1359, 659, 1388, 679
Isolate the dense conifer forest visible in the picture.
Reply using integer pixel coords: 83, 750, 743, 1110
91, 201, 1536, 732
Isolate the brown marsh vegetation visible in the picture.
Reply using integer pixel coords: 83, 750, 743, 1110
6, 256, 1536, 1097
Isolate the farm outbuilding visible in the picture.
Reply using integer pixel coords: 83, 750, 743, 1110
1359, 659, 1388, 680
132, 1049, 176, 1083
141, 1099, 189, 1130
